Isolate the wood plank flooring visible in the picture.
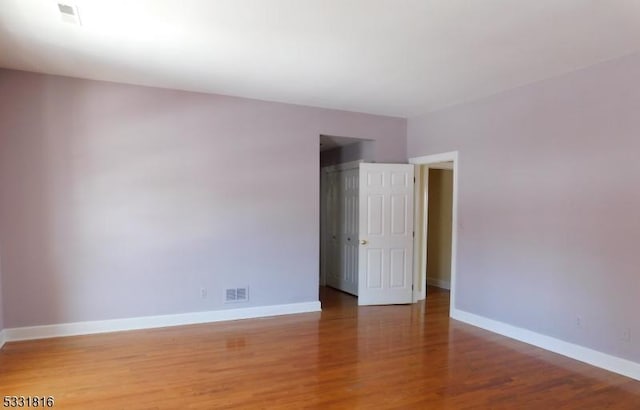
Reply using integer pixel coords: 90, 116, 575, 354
1, 286, 639, 409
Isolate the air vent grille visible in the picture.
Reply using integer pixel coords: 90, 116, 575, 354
225, 287, 249, 303
57, 3, 81, 25
57, 3, 75, 15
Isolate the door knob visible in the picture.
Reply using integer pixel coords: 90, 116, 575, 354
360, 239, 368, 245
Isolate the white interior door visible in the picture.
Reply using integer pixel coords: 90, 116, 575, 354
326, 170, 340, 290
339, 168, 359, 295
358, 163, 414, 305
325, 167, 359, 295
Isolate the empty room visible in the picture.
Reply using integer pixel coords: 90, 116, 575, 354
1, 1, 640, 408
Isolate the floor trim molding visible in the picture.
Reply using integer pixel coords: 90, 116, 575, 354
427, 277, 450, 290
451, 308, 640, 382
0, 329, 5, 350
3, 301, 321, 343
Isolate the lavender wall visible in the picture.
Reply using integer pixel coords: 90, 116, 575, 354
0, 69, 406, 328
408, 52, 640, 363
0, 253, 4, 333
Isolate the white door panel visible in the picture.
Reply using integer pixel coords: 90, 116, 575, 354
339, 168, 359, 295
358, 163, 414, 305
326, 170, 341, 290
326, 167, 358, 295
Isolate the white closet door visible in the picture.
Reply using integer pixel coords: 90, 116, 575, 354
325, 167, 359, 295
358, 163, 414, 305
326, 170, 340, 290
339, 168, 359, 295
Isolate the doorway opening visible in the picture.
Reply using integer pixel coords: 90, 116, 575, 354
410, 152, 458, 316
319, 135, 373, 301
319, 136, 416, 306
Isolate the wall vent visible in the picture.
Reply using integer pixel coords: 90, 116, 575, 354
225, 287, 249, 303
57, 2, 81, 25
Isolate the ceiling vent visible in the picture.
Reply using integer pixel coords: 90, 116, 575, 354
57, 2, 81, 25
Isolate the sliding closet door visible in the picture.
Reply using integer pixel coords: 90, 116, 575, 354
325, 167, 359, 296
338, 168, 359, 295
326, 169, 341, 290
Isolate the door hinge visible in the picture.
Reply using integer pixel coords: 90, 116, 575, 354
412, 284, 414, 290
413, 177, 416, 183
412, 231, 415, 238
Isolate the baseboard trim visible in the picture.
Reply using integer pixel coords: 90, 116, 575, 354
0, 329, 6, 350
451, 308, 640, 382
427, 277, 450, 290
4, 301, 321, 343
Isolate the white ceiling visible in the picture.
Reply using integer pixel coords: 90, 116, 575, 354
1, 1, 640, 117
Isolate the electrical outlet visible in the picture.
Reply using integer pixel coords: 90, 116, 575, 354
200, 287, 207, 298
622, 328, 631, 342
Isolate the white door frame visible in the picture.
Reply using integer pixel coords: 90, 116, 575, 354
411, 165, 429, 302
409, 151, 459, 316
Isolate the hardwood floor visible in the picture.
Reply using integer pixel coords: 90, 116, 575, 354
1, 286, 639, 409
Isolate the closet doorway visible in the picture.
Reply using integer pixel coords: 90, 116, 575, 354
320, 136, 416, 305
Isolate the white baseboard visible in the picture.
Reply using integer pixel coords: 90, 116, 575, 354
451, 308, 640, 382
0, 329, 5, 350
3, 301, 321, 343
427, 277, 450, 290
